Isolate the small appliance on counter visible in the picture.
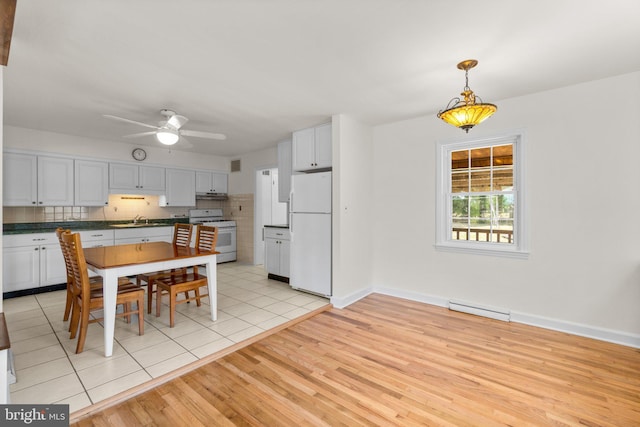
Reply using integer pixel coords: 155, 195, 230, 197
189, 209, 237, 263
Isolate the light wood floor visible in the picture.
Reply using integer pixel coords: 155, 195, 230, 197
71, 293, 640, 426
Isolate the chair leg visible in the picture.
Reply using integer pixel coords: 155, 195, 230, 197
194, 287, 202, 307
147, 279, 155, 314
69, 299, 81, 339
63, 285, 73, 321
75, 304, 91, 354
169, 288, 177, 328
156, 284, 162, 318
137, 294, 144, 336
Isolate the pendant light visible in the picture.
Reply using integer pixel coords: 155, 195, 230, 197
437, 59, 497, 132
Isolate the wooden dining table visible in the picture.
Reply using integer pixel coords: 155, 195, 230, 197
83, 241, 219, 357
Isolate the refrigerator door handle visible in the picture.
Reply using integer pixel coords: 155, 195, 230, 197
289, 213, 293, 234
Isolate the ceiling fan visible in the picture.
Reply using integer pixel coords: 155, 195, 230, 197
103, 109, 226, 146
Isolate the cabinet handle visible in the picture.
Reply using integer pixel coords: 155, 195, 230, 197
39, 201, 43, 204
91, 234, 103, 237
41, 247, 46, 250
32, 201, 36, 205
34, 247, 39, 251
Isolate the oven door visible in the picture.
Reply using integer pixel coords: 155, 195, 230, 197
209, 225, 236, 254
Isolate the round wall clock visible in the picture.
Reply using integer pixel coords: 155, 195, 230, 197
132, 148, 147, 161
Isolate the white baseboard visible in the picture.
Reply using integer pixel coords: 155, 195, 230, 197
330, 287, 373, 309
330, 285, 640, 349
511, 311, 640, 349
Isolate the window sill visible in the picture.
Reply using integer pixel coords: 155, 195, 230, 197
435, 242, 529, 259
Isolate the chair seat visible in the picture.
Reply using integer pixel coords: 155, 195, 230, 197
155, 273, 209, 327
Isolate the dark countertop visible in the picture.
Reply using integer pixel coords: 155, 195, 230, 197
3, 218, 190, 235
264, 224, 289, 229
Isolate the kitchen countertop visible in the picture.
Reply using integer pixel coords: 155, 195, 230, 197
264, 224, 289, 229
3, 218, 190, 235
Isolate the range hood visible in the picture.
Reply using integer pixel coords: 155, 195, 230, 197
196, 192, 228, 201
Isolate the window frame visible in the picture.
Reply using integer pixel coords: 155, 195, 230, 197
435, 130, 529, 259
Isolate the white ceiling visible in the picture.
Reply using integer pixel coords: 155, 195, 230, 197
4, 0, 640, 157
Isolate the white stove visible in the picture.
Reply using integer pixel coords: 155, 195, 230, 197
189, 209, 237, 263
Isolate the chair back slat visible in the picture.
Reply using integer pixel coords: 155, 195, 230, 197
196, 225, 218, 252
56, 227, 73, 281
61, 232, 92, 305
173, 223, 193, 247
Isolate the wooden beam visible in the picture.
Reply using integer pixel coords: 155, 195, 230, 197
0, 0, 17, 66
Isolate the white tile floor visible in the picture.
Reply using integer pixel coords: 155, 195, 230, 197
3, 263, 329, 413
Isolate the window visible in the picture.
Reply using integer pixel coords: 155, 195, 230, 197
435, 131, 528, 258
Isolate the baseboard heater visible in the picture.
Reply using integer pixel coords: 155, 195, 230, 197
448, 299, 511, 322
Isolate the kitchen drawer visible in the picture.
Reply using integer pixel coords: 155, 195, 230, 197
3, 233, 58, 248
264, 227, 290, 240
78, 229, 114, 243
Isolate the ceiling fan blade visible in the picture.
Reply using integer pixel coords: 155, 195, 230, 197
103, 114, 159, 130
167, 114, 188, 130
180, 130, 227, 140
123, 131, 157, 138
177, 136, 194, 149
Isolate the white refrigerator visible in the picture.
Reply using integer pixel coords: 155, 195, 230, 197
289, 171, 332, 296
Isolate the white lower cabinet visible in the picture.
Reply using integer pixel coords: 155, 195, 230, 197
2, 233, 67, 293
114, 226, 173, 244
78, 229, 114, 248
264, 227, 290, 278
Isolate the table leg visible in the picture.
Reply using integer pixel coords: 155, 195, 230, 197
102, 270, 118, 357
205, 256, 217, 321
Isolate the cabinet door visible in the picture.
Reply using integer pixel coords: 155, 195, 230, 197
265, 238, 280, 275
109, 163, 139, 190
2, 246, 40, 292
3, 152, 38, 206
279, 239, 290, 278
40, 243, 67, 286
277, 140, 292, 202
212, 173, 228, 193
75, 160, 109, 206
314, 123, 332, 169
195, 171, 213, 193
292, 127, 316, 171
139, 166, 165, 192
38, 156, 74, 206
164, 168, 195, 206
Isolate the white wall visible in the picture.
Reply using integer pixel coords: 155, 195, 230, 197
228, 146, 278, 195
3, 126, 229, 171
370, 72, 640, 344
331, 114, 374, 304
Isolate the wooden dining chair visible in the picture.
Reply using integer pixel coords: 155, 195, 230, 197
62, 231, 145, 354
136, 223, 194, 313
56, 227, 133, 324
155, 225, 218, 327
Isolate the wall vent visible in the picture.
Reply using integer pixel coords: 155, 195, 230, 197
230, 159, 241, 172
448, 299, 510, 322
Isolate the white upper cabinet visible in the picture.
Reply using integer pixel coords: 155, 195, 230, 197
162, 168, 196, 207
277, 140, 292, 202
109, 163, 165, 194
38, 156, 75, 206
292, 122, 332, 171
195, 171, 228, 194
75, 160, 109, 206
3, 152, 38, 206
4, 153, 74, 206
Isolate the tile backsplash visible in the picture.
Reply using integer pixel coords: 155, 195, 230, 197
3, 193, 255, 264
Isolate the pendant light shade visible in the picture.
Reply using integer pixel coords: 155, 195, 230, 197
437, 60, 497, 133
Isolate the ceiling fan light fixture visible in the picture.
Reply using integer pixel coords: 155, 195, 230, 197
156, 129, 179, 145
437, 59, 497, 133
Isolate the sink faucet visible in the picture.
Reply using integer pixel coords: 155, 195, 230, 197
133, 215, 148, 224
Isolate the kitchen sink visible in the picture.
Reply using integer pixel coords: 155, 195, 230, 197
110, 223, 167, 228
